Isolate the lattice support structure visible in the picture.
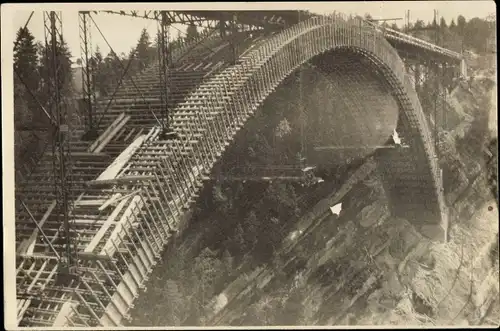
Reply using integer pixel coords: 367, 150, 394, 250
79, 11, 98, 140
43, 11, 77, 272
14, 12, 465, 327
157, 11, 172, 135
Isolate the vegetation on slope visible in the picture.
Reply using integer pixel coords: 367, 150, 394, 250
128, 53, 498, 326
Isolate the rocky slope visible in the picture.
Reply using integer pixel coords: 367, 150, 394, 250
128, 60, 498, 327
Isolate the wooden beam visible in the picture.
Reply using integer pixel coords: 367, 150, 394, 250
53, 301, 78, 327
75, 199, 107, 207
17, 200, 57, 255
86, 176, 156, 187
100, 195, 143, 256
85, 198, 130, 254
100, 189, 141, 212
88, 113, 125, 152
93, 115, 131, 154
98, 193, 122, 211
96, 134, 147, 181
78, 252, 115, 262
46, 152, 111, 158
17, 299, 31, 325
88, 113, 125, 153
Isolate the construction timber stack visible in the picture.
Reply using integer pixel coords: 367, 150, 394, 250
14, 12, 463, 327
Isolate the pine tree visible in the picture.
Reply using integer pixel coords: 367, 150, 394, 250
92, 46, 105, 96
136, 28, 151, 70
391, 23, 400, 31
103, 50, 122, 88
186, 24, 199, 41
457, 15, 467, 36
13, 77, 33, 125
192, 247, 221, 303
13, 26, 40, 124
449, 19, 457, 30
175, 30, 183, 46
14, 27, 39, 93
38, 37, 74, 109
440, 17, 447, 29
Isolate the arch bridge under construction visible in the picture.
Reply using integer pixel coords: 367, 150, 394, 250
13, 9, 467, 327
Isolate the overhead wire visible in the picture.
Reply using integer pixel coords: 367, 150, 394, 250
169, 20, 219, 56
89, 14, 162, 127
93, 15, 172, 129
91, 12, 159, 126
92, 12, 221, 130
93, 54, 137, 129
173, 25, 220, 65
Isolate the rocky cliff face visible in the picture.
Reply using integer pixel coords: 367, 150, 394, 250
202, 65, 499, 327
129, 60, 498, 327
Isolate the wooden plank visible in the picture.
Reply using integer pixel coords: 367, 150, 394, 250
75, 199, 107, 207
52, 301, 77, 327
17, 200, 57, 255
98, 193, 122, 211
93, 115, 131, 154
86, 176, 155, 187
17, 299, 31, 325
100, 196, 143, 255
85, 198, 130, 254
99, 266, 139, 326
78, 252, 115, 262
46, 152, 111, 158
88, 113, 125, 152
96, 134, 147, 181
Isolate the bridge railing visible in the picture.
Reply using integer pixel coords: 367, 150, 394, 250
365, 20, 462, 61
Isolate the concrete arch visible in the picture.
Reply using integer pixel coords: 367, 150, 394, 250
171, 15, 447, 239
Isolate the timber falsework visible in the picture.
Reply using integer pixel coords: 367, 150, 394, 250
14, 13, 462, 327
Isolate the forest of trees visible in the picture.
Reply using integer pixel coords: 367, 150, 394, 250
13, 26, 74, 169
13, 23, 201, 172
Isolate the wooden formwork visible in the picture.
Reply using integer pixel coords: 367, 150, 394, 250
15, 13, 454, 327
15, 27, 277, 326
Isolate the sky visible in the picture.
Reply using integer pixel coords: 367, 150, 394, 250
9, 1, 497, 64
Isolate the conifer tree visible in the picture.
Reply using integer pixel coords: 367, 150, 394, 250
186, 24, 199, 41
13, 26, 40, 124
37, 36, 73, 108
13, 27, 39, 93
457, 15, 467, 36
136, 28, 151, 70
449, 19, 457, 30
440, 17, 447, 29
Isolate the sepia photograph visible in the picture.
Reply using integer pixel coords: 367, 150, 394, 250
2, 1, 498, 328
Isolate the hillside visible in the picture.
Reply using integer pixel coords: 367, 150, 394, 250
127, 55, 498, 327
